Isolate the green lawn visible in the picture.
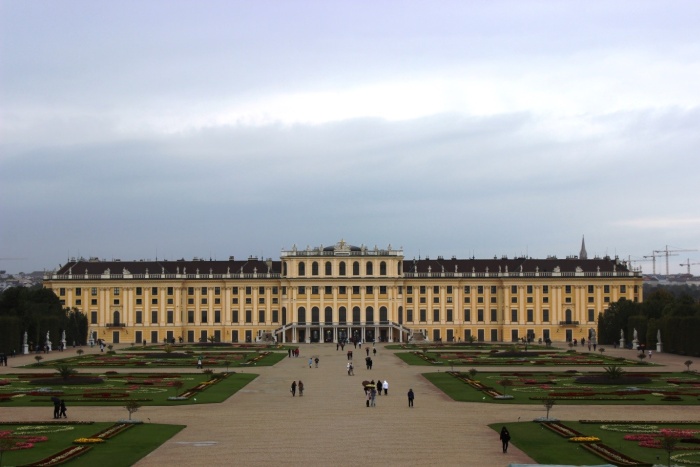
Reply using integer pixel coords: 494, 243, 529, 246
0, 422, 185, 466
395, 349, 645, 366
490, 421, 700, 466
424, 371, 700, 405
0, 372, 258, 407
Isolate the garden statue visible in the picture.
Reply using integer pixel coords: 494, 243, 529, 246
656, 328, 663, 353
46, 330, 52, 351
619, 329, 625, 349
632, 328, 639, 349
23, 331, 29, 355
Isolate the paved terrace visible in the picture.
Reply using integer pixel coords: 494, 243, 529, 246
0, 343, 695, 466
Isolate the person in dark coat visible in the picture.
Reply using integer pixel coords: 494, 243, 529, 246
407, 388, 414, 407
291, 380, 297, 397
53, 398, 61, 419
500, 426, 511, 453
59, 400, 67, 418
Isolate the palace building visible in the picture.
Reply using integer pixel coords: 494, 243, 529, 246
42, 240, 643, 345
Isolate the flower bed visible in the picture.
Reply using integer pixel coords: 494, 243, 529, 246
540, 421, 585, 438
29, 445, 92, 466
73, 437, 105, 444
91, 423, 134, 439
581, 442, 650, 466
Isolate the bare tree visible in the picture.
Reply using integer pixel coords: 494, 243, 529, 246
543, 398, 556, 419
124, 400, 141, 420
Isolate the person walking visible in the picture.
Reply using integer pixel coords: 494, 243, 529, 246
366, 347, 370, 356
291, 380, 297, 397
373, 347, 377, 357
407, 388, 414, 407
370, 386, 377, 407
59, 400, 67, 418
53, 399, 61, 419
349, 362, 354, 376
383, 380, 388, 395
500, 426, 511, 453
314, 357, 319, 368
308, 357, 313, 368
298, 380, 304, 396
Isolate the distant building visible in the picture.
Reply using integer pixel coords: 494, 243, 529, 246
43, 240, 643, 345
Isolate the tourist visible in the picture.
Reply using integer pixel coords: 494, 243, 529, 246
376, 377, 381, 396
366, 347, 370, 356
288, 348, 292, 358
373, 348, 377, 357
298, 380, 304, 396
291, 380, 297, 396
500, 427, 511, 453
53, 398, 61, 419
407, 388, 414, 407
59, 400, 67, 418
349, 363, 354, 376
308, 357, 313, 368
383, 380, 388, 395
370, 386, 377, 407
365, 356, 371, 370
197, 357, 203, 369
314, 357, 319, 368
648, 349, 652, 359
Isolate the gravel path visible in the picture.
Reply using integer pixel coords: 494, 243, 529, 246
0, 343, 695, 466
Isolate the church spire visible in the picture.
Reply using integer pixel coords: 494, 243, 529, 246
580, 235, 588, 260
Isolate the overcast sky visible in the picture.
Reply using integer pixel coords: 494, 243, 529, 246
1, 1, 699, 275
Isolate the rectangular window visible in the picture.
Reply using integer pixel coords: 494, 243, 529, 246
214, 310, 221, 323
188, 287, 194, 295
565, 285, 572, 294
420, 297, 426, 304
152, 298, 158, 305
407, 297, 413, 304
511, 296, 517, 304
201, 310, 207, 323
490, 297, 497, 304
490, 286, 497, 294
588, 296, 594, 303
446, 297, 452, 303
214, 298, 220, 305
215, 287, 221, 295
543, 297, 549, 304
167, 310, 173, 324
406, 309, 413, 322
232, 287, 238, 294
113, 299, 119, 305
446, 309, 453, 322
604, 285, 610, 293
91, 287, 97, 296
136, 299, 142, 305
201, 298, 207, 305
272, 287, 278, 294
588, 285, 594, 293
91, 299, 97, 305
91, 311, 98, 324
527, 285, 533, 294
433, 297, 439, 304
420, 286, 426, 294
543, 285, 549, 294
490, 309, 497, 322
419, 309, 427, 322
511, 285, 517, 294
136, 287, 142, 295
464, 286, 471, 294
272, 310, 279, 323
245, 286, 252, 295
380, 286, 387, 294
325, 286, 332, 295
588, 309, 595, 322
527, 309, 534, 322
464, 309, 471, 322
620, 285, 627, 293
446, 286, 452, 294
135, 311, 143, 324
258, 310, 265, 323
151, 310, 158, 324
188, 310, 194, 323
311, 286, 319, 295
407, 286, 413, 294
259, 286, 265, 295
151, 287, 158, 295
298, 286, 306, 294
511, 309, 518, 322
433, 309, 440, 322
114, 287, 120, 295
201, 287, 208, 294
366, 286, 373, 294
477, 309, 484, 322
464, 297, 471, 303
543, 309, 550, 322
433, 285, 439, 294
257, 297, 265, 304
167, 287, 174, 295
338, 286, 346, 295
245, 310, 252, 323
76, 287, 82, 296
232, 310, 239, 323
353, 286, 360, 295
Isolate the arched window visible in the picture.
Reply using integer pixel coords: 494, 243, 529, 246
353, 261, 360, 276
325, 261, 332, 276
298, 307, 306, 323
380, 261, 387, 276
366, 306, 374, 323
113, 310, 120, 325
311, 262, 319, 276
397, 261, 402, 276
311, 307, 320, 323
366, 261, 373, 275
283, 263, 288, 276
339, 306, 347, 324
379, 306, 388, 323
339, 261, 346, 276
324, 306, 333, 323
352, 306, 361, 324
298, 262, 305, 276
565, 309, 573, 323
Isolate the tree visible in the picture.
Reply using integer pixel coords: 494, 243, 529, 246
172, 380, 184, 397
637, 353, 647, 364
499, 379, 514, 397
34, 355, 43, 365
124, 400, 141, 420
543, 398, 556, 419
56, 365, 77, 381
223, 360, 231, 373
685, 360, 693, 372
468, 368, 478, 379
76, 349, 84, 356
659, 430, 682, 467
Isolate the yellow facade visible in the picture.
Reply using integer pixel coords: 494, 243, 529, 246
43, 241, 642, 345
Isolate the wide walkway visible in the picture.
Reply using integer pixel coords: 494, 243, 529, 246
0, 343, 694, 466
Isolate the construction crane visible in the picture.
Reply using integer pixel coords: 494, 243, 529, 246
627, 256, 653, 273
643, 253, 666, 275
654, 245, 698, 276
680, 259, 700, 275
